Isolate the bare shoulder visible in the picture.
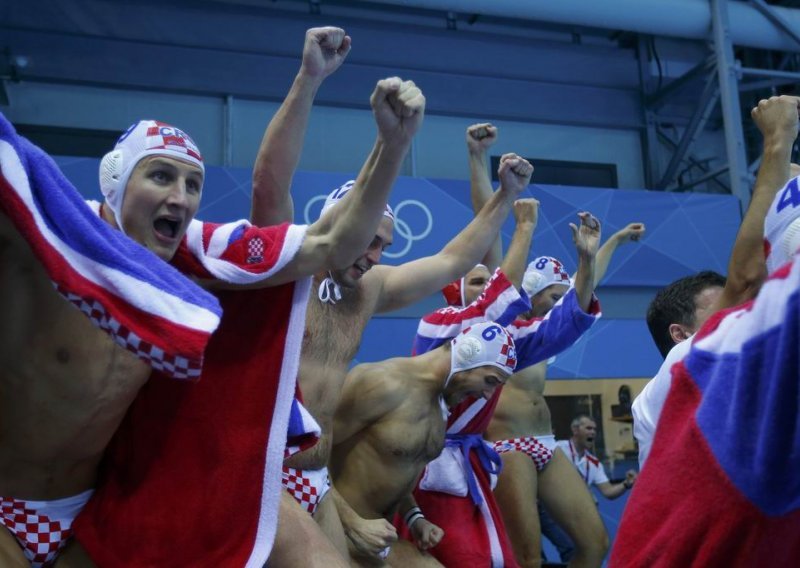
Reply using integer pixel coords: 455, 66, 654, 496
345, 359, 407, 401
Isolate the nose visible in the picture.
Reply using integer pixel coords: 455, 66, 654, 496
166, 178, 190, 209
482, 386, 498, 401
365, 247, 382, 266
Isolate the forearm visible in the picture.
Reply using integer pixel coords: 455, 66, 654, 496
573, 253, 597, 313
469, 149, 502, 269
591, 234, 621, 288
331, 485, 362, 529
251, 72, 322, 225
439, 187, 515, 277
500, 221, 535, 289
721, 140, 793, 306
324, 138, 408, 267
602, 482, 628, 500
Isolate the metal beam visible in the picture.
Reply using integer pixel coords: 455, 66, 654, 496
363, 0, 800, 52
637, 36, 659, 189
749, 0, 800, 50
657, 127, 731, 193
739, 77, 800, 93
711, 0, 752, 209
646, 56, 715, 110
740, 66, 800, 81
671, 165, 729, 192
657, 72, 719, 190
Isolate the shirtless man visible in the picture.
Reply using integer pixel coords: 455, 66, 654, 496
331, 322, 518, 566
487, 225, 645, 568
0, 72, 419, 567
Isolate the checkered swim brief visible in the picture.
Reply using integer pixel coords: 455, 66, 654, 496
281, 466, 332, 516
0, 490, 93, 567
493, 436, 554, 471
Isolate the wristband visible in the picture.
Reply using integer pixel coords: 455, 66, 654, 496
406, 512, 425, 529
403, 506, 422, 527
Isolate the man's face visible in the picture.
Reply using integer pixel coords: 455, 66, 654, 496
670, 285, 724, 345
573, 417, 597, 447
693, 285, 723, 330
462, 265, 493, 305
332, 216, 394, 289
530, 283, 570, 318
119, 156, 203, 262
445, 365, 509, 406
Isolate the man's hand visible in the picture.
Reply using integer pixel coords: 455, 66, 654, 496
570, 212, 602, 259
613, 222, 645, 244
344, 516, 398, 560
751, 95, 800, 148
497, 153, 534, 197
410, 518, 445, 551
371, 77, 426, 147
624, 469, 638, 489
466, 123, 498, 154
300, 27, 351, 82
513, 198, 539, 229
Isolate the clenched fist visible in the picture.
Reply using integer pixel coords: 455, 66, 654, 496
513, 198, 540, 229
497, 153, 534, 196
371, 77, 426, 147
300, 27, 351, 82
751, 95, 800, 146
466, 123, 498, 154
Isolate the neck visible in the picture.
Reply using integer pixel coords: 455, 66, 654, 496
571, 437, 586, 456
99, 202, 120, 229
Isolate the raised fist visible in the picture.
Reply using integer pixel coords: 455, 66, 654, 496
410, 517, 445, 551
513, 198, 539, 228
466, 123, 498, 154
615, 222, 645, 243
570, 211, 602, 259
497, 153, 534, 196
300, 27, 351, 81
751, 95, 800, 144
370, 77, 426, 146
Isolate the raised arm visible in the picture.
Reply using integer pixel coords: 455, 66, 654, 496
596, 470, 637, 500
570, 212, 602, 312
271, 77, 424, 284
714, 95, 799, 311
466, 123, 503, 270
500, 198, 539, 290
251, 27, 351, 225
374, 154, 533, 313
588, 222, 645, 287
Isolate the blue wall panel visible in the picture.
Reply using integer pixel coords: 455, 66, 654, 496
54, 156, 738, 378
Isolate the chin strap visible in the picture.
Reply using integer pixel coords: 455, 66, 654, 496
318, 273, 342, 304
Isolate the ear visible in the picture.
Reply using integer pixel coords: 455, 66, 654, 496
668, 323, 692, 344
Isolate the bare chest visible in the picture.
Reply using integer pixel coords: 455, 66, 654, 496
303, 286, 378, 365
370, 399, 447, 464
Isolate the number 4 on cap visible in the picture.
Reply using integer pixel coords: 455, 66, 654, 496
777, 178, 800, 213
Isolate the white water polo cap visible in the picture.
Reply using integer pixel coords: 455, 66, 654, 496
764, 175, 800, 273
319, 180, 395, 221
522, 256, 571, 297
99, 120, 204, 232
448, 322, 517, 383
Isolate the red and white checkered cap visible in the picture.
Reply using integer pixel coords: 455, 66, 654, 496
449, 321, 517, 380
764, 175, 800, 273
99, 120, 204, 231
522, 256, 571, 298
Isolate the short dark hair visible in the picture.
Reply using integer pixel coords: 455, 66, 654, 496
646, 271, 726, 358
571, 414, 596, 429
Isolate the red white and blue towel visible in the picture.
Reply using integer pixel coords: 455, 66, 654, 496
412, 268, 530, 355
610, 255, 800, 567
406, 272, 601, 568
0, 112, 221, 379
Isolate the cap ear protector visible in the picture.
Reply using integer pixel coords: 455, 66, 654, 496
454, 336, 483, 366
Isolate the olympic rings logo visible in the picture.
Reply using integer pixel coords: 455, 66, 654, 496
303, 195, 433, 259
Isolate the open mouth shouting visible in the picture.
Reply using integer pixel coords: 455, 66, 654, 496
153, 215, 182, 242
